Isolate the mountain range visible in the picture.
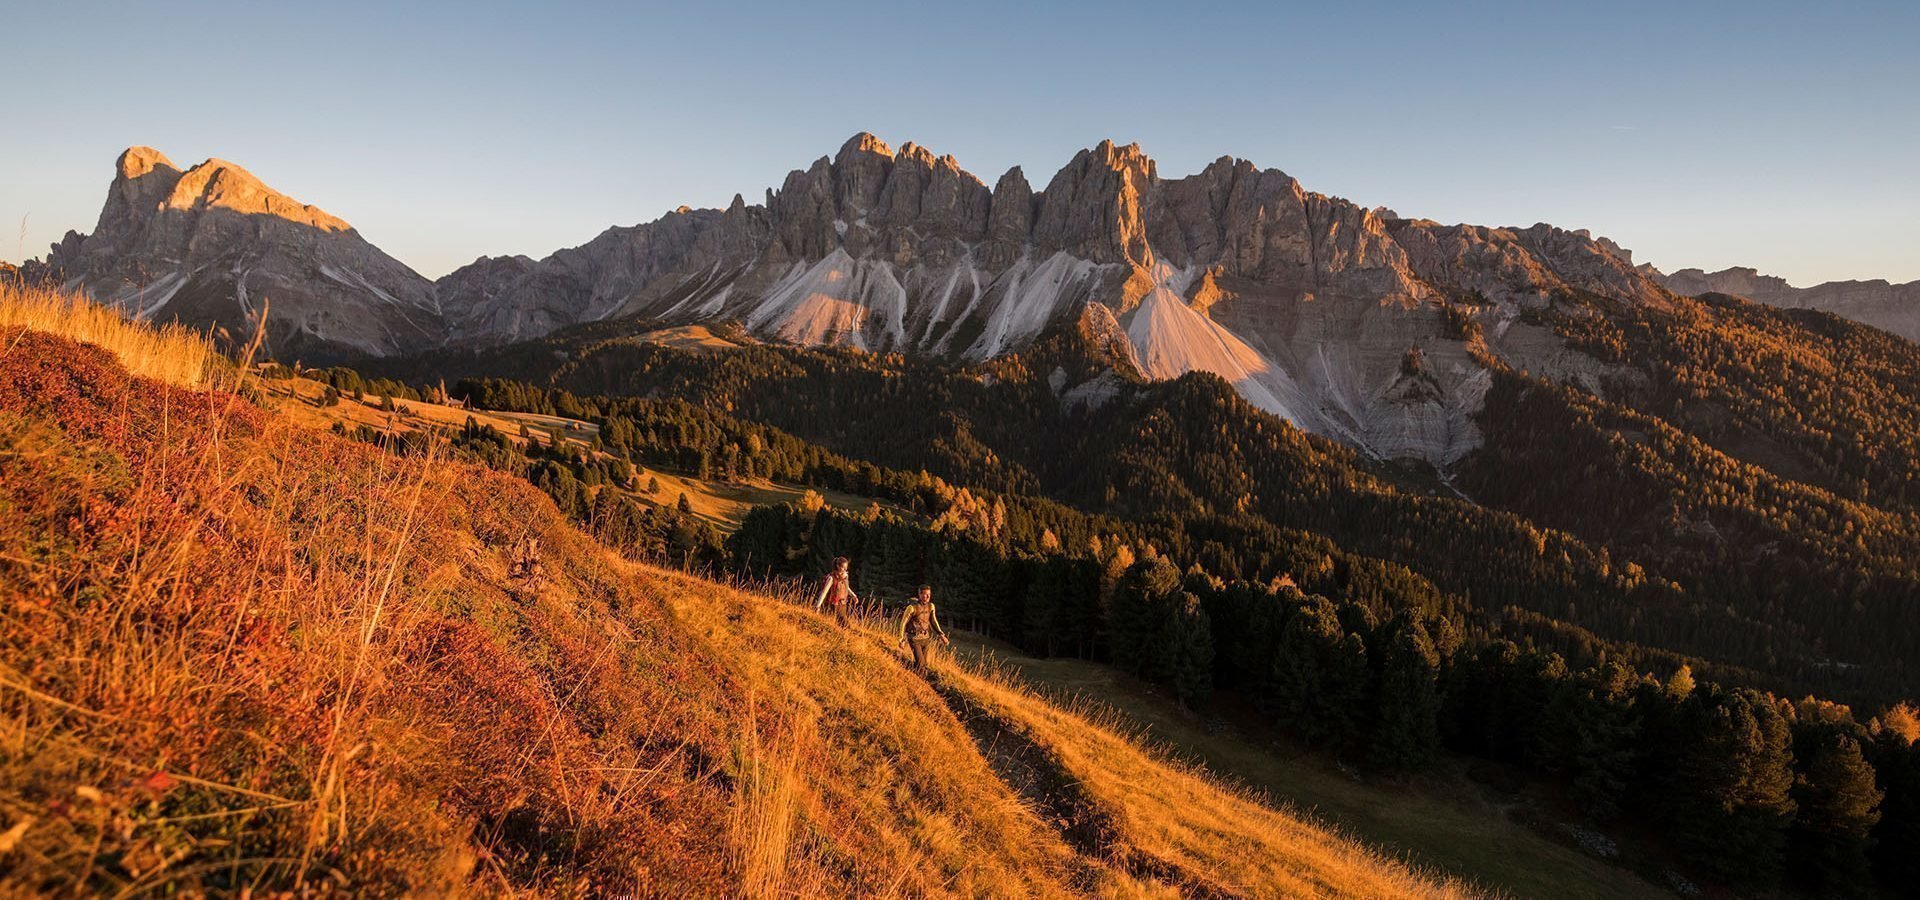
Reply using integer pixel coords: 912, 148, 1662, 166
15, 133, 1920, 898
1651, 264, 1920, 341
30, 134, 1915, 467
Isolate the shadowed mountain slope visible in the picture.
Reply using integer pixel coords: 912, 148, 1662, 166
0, 290, 1470, 897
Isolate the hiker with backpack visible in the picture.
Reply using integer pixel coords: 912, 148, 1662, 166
813, 556, 859, 626
896, 585, 950, 672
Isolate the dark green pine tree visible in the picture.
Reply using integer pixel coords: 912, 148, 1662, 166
1111, 555, 1180, 676
1569, 663, 1643, 822
1093, 545, 1133, 658
1335, 601, 1377, 652
857, 518, 923, 607
805, 509, 866, 580
1624, 667, 1691, 821
1057, 557, 1104, 659
1788, 728, 1883, 895
1269, 597, 1369, 750
1162, 592, 1215, 708
1868, 733, 1920, 889
730, 505, 796, 579
1669, 687, 1798, 887
1021, 558, 1070, 656
931, 537, 1005, 633
1441, 640, 1518, 758
666, 514, 701, 570
1229, 585, 1295, 703
1370, 614, 1443, 770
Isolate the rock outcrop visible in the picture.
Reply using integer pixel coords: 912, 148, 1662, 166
1653, 266, 1920, 341
438, 205, 733, 343
47, 136, 1684, 466
571, 133, 1666, 466
48, 148, 442, 360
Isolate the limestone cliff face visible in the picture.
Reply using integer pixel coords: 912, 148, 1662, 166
1387, 220, 1663, 309
1654, 266, 1920, 341
48, 147, 442, 360
49, 136, 1684, 467
438, 205, 734, 344
1147, 157, 1424, 301
574, 134, 1673, 467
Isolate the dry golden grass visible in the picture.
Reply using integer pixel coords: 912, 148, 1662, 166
727, 697, 811, 899
0, 293, 1075, 896
930, 653, 1484, 900
647, 570, 1091, 897
0, 288, 1476, 897
0, 281, 219, 388
632, 323, 743, 354
0, 310, 763, 893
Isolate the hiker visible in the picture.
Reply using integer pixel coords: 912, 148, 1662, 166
813, 556, 859, 626
896, 585, 950, 672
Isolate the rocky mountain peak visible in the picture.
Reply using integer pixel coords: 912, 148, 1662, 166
1033, 140, 1158, 266
164, 158, 353, 233
98, 147, 187, 243
117, 145, 179, 182
836, 131, 896, 162
894, 141, 934, 166
1092, 139, 1158, 182
49, 145, 437, 360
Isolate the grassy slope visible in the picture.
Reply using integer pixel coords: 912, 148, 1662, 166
945, 636, 1664, 900
264, 374, 879, 534
0, 294, 1469, 897
930, 655, 1478, 900
0, 328, 1083, 895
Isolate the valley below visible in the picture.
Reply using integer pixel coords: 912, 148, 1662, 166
5, 125, 1920, 898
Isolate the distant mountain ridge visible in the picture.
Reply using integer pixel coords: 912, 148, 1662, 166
1650, 264, 1920, 341
32, 134, 1773, 465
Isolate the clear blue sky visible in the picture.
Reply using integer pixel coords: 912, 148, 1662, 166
3, 0, 1916, 285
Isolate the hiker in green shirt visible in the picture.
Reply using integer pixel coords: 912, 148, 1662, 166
896, 585, 949, 672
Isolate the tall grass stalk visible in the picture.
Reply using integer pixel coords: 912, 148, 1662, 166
0, 283, 219, 388
729, 694, 807, 899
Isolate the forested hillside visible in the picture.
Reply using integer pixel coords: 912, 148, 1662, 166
1, 289, 1476, 897
348, 286, 1920, 895
370, 301, 1918, 708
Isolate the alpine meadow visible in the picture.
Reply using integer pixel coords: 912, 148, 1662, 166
3, 3, 1919, 897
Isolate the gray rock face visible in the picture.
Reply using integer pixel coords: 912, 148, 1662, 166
1148, 157, 1421, 300
580, 134, 1674, 467
438, 205, 731, 344
1653, 266, 1920, 341
46, 136, 1687, 468
1387, 220, 1663, 309
49, 147, 442, 360
1033, 140, 1155, 266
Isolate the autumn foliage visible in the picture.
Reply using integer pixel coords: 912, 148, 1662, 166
0, 291, 1471, 895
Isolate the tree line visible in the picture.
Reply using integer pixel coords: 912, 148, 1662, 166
730, 498, 1917, 896
334, 324, 1920, 890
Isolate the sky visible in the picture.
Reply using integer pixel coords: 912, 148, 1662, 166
2, 0, 1916, 286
